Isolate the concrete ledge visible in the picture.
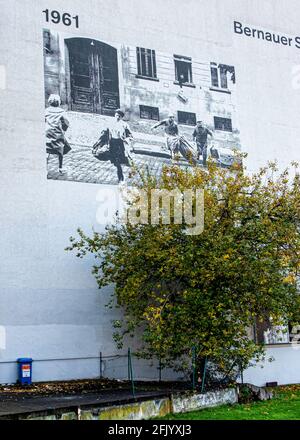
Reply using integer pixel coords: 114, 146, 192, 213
5, 388, 238, 420
172, 388, 238, 414
80, 398, 172, 420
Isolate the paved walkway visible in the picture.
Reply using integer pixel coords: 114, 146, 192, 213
0, 388, 178, 418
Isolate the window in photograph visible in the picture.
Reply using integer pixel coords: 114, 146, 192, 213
177, 111, 196, 126
140, 105, 159, 121
214, 117, 232, 132
174, 55, 193, 85
136, 47, 157, 80
210, 63, 236, 90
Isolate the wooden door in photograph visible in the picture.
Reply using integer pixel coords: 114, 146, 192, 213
67, 38, 120, 115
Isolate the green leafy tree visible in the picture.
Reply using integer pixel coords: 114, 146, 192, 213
67, 157, 300, 383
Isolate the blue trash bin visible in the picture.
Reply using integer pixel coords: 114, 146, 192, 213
17, 358, 33, 385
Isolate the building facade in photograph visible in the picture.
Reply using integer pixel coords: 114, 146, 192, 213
43, 29, 240, 184
1, 0, 300, 386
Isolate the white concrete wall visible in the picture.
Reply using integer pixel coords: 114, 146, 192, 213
1, 0, 300, 385
243, 346, 300, 386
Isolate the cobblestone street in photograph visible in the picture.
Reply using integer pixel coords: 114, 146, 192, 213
46, 143, 184, 185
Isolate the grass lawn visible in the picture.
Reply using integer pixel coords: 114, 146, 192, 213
157, 385, 300, 420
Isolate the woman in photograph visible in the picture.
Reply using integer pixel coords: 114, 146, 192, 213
96, 109, 133, 184
45, 94, 70, 174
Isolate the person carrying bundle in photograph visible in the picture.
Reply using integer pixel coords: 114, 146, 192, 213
94, 109, 133, 184
192, 120, 213, 166
110, 109, 133, 184
45, 94, 71, 174
151, 113, 179, 160
151, 113, 196, 164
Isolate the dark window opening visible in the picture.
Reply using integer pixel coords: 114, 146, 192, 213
140, 105, 159, 121
211, 64, 219, 88
214, 117, 232, 132
136, 47, 157, 79
178, 111, 196, 126
174, 55, 193, 85
210, 62, 236, 89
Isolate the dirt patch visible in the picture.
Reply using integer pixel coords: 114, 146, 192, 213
0, 379, 188, 401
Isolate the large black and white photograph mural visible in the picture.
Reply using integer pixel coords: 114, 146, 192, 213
44, 29, 241, 185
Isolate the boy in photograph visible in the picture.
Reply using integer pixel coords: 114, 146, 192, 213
192, 120, 213, 166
